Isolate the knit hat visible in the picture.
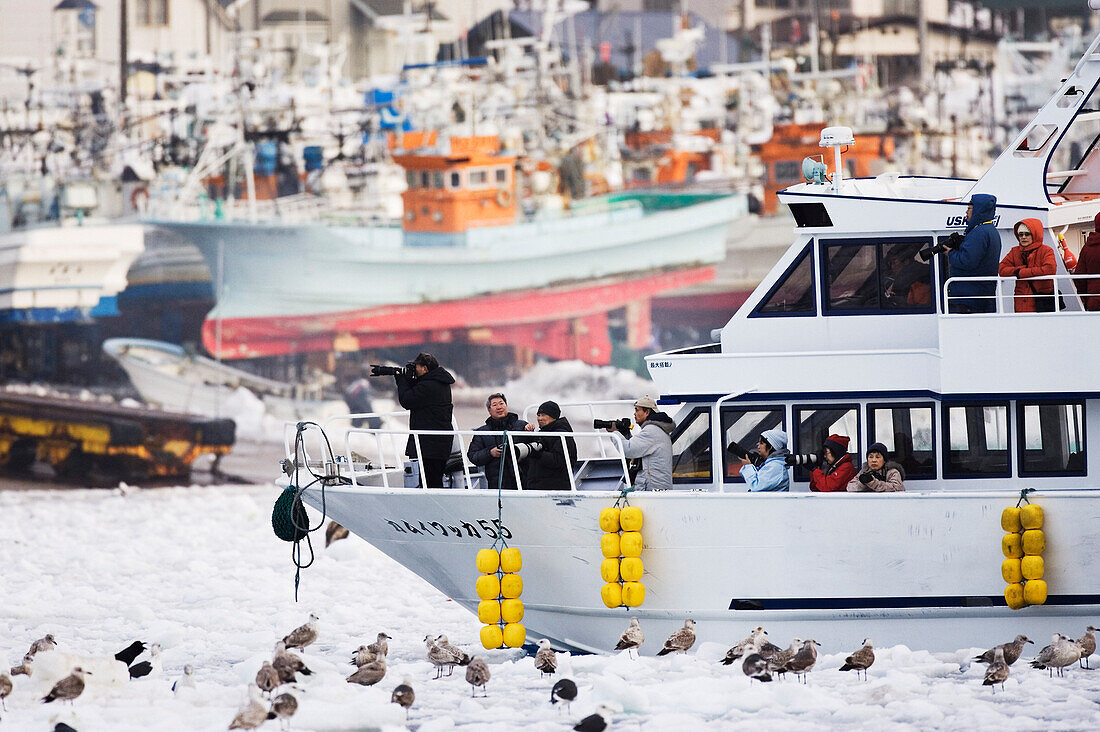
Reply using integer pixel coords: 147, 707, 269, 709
634, 395, 659, 411
760, 428, 788, 451
866, 442, 889, 460
823, 434, 850, 457
537, 401, 561, 419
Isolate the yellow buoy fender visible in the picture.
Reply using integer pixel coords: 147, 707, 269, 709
475, 574, 500, 600
1022, 529, 1045, 555
500, 573, 524, 599
477, 600, 502, 624
622, 582, 646, 607
1000, 507, 1021, 533
600, 558, 621, 583
1021, 555, 1044, 580
1020, 504, 1043, 530
476, 548, 500, 574
500, 598, 524, 623
1001, 558, 1023, 584
1001, 532, 1023, 558
1004, 583, 1026, 610
598, 507, 621, 533
619, 531, 644, 558
500, 547, 523, 573
502, 623, 526, 648
619, 557, 644, 582
620, 506, 644, 532
601, 532, 621, 558
480, 624, 504, 649
601, 582, 623, 608
1023, 579, 1048, 605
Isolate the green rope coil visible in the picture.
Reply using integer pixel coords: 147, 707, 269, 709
272, 485, 309, 542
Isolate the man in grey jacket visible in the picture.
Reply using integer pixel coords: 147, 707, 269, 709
609, 396, 676, 491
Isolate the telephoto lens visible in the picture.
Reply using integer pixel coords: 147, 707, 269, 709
784, 453, 819, 467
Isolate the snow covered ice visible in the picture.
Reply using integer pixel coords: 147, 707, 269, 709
3, 484, 1100, 731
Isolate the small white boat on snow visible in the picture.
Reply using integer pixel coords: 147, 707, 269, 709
278, 27, 1100, 655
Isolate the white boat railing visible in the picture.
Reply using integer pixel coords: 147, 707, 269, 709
943, 273, 1100, 314
521, 399, 636, 459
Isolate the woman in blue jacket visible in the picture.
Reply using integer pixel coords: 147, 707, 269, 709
737, 428, 790, 492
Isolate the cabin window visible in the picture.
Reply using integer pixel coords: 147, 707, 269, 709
406, 171, 418, 189
448, 171, 462, 189
721, 407, 785, 482
1018, 401, 1085, 476
822, 238, 933, 314
773, 160, 801, 183
432, 172, 444, 189
671, 408, 711, 484
867, 403, 936, 479
136, 0, 169, 26
420, 171, 431, 188
469, 169, 489, 188
495, 167, 509, 185
792, 405, 859, 482
750, 243, 816, 316
943, 404, 1010, 477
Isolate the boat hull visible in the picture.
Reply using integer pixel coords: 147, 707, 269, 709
297, 485, 1100, 654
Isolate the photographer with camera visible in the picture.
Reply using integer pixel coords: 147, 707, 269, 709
847, 442, 905, 492
372, 353, 455, 488
467, 393, 530, 490
603, 396, 675, 491
522, 401, 578, 491
736, 428, 789, 492
787, 433, 856, 492
927, 194, 1001, 313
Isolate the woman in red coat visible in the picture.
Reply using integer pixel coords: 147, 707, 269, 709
998, 218, 1058, 312
1074, 212, 1100, 310
809, 434, 857, 492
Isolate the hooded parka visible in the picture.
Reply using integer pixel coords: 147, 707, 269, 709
998, 218, 1058, 312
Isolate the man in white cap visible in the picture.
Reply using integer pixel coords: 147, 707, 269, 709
606, 396, 675, 491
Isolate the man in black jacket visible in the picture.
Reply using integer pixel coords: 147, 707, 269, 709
467, 392, 529, 490
393, 353, 455, 487
523, 401, 578, 491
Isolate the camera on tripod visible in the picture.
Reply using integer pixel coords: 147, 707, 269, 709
918, 231, 963, 261
370, 362, 415, 378
594, 417, 632, 437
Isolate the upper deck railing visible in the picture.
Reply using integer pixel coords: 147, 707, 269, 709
943, 274, 1099, 314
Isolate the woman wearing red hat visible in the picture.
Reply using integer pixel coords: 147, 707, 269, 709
808, 434, 856, 492
998, 219, 1059, 312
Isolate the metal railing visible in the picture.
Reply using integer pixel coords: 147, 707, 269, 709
521, 399, 636, 459
943, 273, 1100, 314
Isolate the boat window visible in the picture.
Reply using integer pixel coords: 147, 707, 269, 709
1018, 401, 1086, 476
720, 407, 784, 482
943, 404, 1010, 477
448, 171, 463, 189
671, 408, 711, 484
432, 171, 444, 189
822, 239, 933, 313
792, 405, 859, 481
406, 170, 418, 189
750, 243, 816, 317
495, 167, 509, 185
867, 403, 936, 479
469, 169, 489, 188
1014, 123, 1058, 157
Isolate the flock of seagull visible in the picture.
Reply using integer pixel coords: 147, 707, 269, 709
2, 617, 1096, 730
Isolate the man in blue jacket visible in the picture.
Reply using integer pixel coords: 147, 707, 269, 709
737, 428, 790, 492
945, 193, 1002, 313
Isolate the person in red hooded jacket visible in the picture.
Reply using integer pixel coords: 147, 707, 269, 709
808, 434, 856, 492
1074, 212, 1100, 310
998, 218, 1059, 312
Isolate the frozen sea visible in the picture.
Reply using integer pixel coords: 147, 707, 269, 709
3, 484, 1100, 731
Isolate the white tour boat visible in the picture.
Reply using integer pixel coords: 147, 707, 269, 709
277, 30, 1100, 655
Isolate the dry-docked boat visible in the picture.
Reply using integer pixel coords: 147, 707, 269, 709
277, 29, 1100, 654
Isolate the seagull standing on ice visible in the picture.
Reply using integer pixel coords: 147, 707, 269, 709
0, 671, 12, 710
325, 521, 349, 547
436, 635, 471, 667
266, 691, 298, 730
172, 665, 196, 695
574, 704, 614, 732
1076, 626, 1097, 668
1031, 633, 1082, 677
786, 639, 821, 683
272, 641, 312, 684
352, 646, 376, 667
27, 634, 57, 658
742, 651, 772, 683
42, 667, 88, 704
983, 646, 1010, 693
347, 653, 387, 686
839, 638, 875, 680
426, 635, 463, 678
615, 618, 644, 657
391, 678, 415, 719
228, 684, 267, 729
9, 653, 33, 677
368, 632, 392, 657
973, 635, 1032, 666
767, 638, 802, 679
256, 661, 281, 696
723, 626, 768, 665
465, 656, 490, 697
281, 614, 319, 651
534, 639, 557, 677
657, 619, 696, 656
550, 678, 578, 710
